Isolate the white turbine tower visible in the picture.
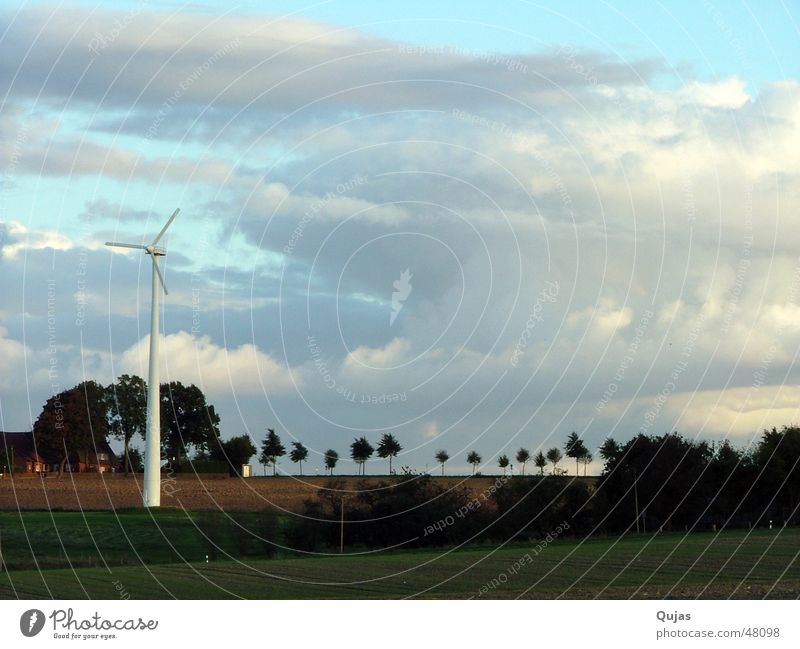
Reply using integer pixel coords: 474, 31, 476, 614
106, 208, 180, 508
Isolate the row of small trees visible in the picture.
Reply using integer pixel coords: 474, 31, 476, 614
256, 429, 595, 477
495, 432, 594, 476
259, 430, 403, 476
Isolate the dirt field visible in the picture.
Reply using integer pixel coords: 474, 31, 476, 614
0, 473, 500, 512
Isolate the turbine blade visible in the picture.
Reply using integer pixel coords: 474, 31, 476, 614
105, 242, 147, 250
151, 208, 180, 247
152, 257, 169, 295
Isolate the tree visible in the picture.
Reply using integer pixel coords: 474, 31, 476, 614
579, 451, 593, 476
32, 381, 109, 477
534, 450, 547, 475
324, 449, 339, 475
435, 449, 449, 476
598, 437, 620, 468
498, 454, 510, 475
599, 432, 714, 532
289, 441, 309, 475
159, 382, 221, 470
565, 432, 588, 476
754, 426, 800, 525
516, 448, 531, 475
259, 428, 285, 476
127, 446, 144, 472
546, 447, 562, 475
106, 374, 147, 474
350, 437, 374, 475
467, 451, 482, 474
211, 435, 257, 477
377, 433, 402, 474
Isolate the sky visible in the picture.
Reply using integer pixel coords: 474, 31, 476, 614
0, 0, 799, 475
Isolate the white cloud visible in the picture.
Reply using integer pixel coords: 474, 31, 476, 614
342, 337, 411, 370
675, 77, 751, 109
120, 331, 298, 396
665, 386, 800, 439
0, 221, 73, 259
567, 302, 633, 339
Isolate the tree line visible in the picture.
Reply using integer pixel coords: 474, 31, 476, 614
16, 375, 254, 477
258, 430, 402, 476
255, 428, 593, 477
286, 426, 800, 551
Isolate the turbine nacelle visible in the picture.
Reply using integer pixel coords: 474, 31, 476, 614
105, 208, 179, 294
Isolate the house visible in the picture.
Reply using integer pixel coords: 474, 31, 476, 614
0, 431, 119, 474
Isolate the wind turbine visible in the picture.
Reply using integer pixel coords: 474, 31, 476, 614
106, 208, 180, 508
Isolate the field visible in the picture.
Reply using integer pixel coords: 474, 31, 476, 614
0, 510, 798, 599
0, 473, 498, 511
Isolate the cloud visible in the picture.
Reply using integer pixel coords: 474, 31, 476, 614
663, 386, 800, 439
1, 4, 799, 469
342, 337, 411, 370
0, 6, 664, 119
0, 221, 74, 259
119, 331, 298, 396
567, 302, 634, 340
0, 326, 29, 391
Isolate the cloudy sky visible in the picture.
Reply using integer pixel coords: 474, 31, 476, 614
1, 0, 798, 474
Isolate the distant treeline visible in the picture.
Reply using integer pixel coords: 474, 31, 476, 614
287, 427, 800, 551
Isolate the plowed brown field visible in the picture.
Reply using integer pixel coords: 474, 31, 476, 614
0, 473, 499, 512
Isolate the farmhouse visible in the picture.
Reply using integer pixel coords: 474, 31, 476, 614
0, 431, 119, 474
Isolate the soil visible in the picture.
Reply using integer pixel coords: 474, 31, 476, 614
0, 473, 499, 512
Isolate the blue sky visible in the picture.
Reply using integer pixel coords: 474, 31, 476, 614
91, 0, 800, 86
1, 0, 799, 474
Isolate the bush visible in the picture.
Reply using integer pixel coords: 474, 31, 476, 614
287, 473, 490, 551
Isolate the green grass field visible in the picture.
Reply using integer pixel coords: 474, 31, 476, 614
0, 511, 798, 598
0, 509, 282, 569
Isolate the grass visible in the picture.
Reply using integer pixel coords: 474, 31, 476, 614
0, 511, 798, 599
0, 509, 282, 570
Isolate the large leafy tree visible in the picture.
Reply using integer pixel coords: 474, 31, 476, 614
324, 449, 339, 475
376, 433, 402, 474
106, 374, 147, 474
350, 437, 374, 475
289, 441, 309, 475
211, 434, 257, 476
33, 381, 109, 476
259, 428, 285, 475
159, 382, 221, 469
599, 433, 713, 531
435, 449, 449, 476
467, 450, 482, 474
565, 432, 588, 476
